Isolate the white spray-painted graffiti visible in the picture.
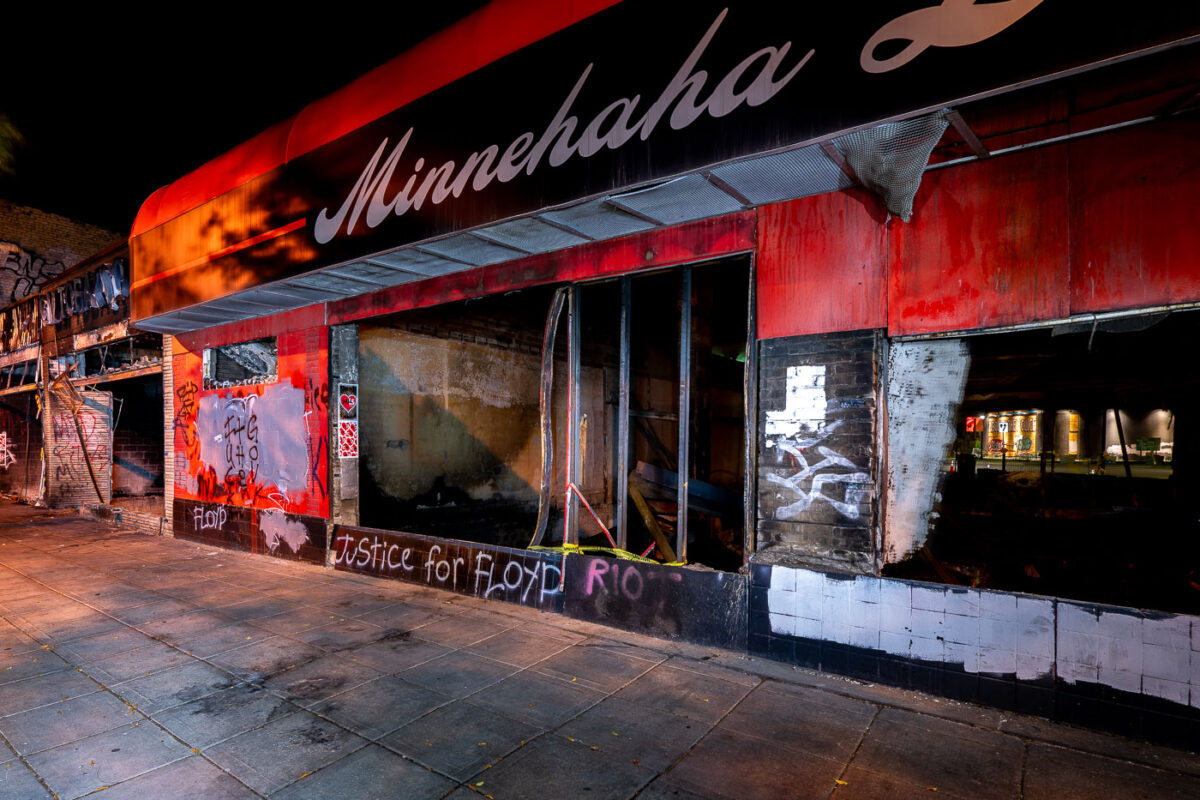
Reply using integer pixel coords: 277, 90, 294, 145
334, 531, 563, 609
0, 431, 15, 470
0, 431, 15, 469
195, 383, 310, 501
765, 366, 869, 521
261, 510, 311, 554
192, 504, 228, 531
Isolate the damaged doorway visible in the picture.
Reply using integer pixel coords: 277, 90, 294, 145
885, 310, 1200, 613
358, 257, 753, 571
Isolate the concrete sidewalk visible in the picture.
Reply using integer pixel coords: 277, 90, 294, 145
0, 505, 1197, 800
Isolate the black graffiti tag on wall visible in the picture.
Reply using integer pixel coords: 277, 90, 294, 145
333, 526, 565, 612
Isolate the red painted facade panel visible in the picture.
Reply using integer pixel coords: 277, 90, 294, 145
327, 213, 755, 325
888, 146, 1070, 336
755, 189, 887, 340
1069, 120, 1200, 314
172, 326, 330, 520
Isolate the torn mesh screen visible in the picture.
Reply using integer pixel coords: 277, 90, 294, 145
833, 112, 949, 222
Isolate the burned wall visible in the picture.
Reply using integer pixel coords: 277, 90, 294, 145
112, 377, 164, 498
0, 393, 41, 501
45, 390, 112, 508
756, 331, 878, 573
171, 325, 329, 563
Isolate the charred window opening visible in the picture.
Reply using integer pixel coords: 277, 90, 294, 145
203, 338, 277, 388
885, 311, 1200, 614
357, 257, 752, 571
358, 287, 555, 549
0, 360, 37, 389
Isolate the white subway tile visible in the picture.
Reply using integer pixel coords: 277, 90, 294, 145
944, 588, 980, 618
910, 608, 945, 640
1143, 642, 1191, 683
1098, 665, 1142, 694
1143, 614, 1193, 651
849, 625, 879, 650
849, 600, 881, 630
850, 576, 881, 605
912, 585, 946, 612
1143, 676, 1190, 705
768, 612, 795, 637
880, 603, 911, 634
879, 630, 911, 658
979, 589, 1018, 618
942, 612, 979, 646
879, 578, 911, 610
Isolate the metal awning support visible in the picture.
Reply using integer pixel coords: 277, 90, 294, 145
676, 267, 692, 563
616, 277, 631, 550
565, 286, 582, 546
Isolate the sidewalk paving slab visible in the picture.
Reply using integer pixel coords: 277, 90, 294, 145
0, 504, 1195, 799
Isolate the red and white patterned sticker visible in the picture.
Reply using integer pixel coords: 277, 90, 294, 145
338, 420, 358, 458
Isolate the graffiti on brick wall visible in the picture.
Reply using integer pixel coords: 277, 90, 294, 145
175, 498, 324, 563
174, 332, 329, 519
0, 431, 15, 469
0, 241, 65, 303
40, 259, 127, 325
194, 383, 309, 509
0, 298, 39, 351
50, 408, 110, 493
334, 527, 565, 611
764, 365, 869, 521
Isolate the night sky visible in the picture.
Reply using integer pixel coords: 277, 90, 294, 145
1, 6, 486, 235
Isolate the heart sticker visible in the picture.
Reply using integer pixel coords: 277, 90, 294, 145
340, 394, 358, 414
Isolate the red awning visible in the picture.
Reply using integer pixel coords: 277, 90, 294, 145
130, 0, 620, 238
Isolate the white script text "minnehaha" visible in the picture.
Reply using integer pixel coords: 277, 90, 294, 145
313, 9, 811, 244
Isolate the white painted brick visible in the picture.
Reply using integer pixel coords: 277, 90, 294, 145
768, 612, 795, 637
879, 579, 911, 610
849, 625, 879, 650
1059, 631, 1099, 668
979, 589, 1018, 618
944, 640, 979, 673
912, 585, 946, 612
822, 581, 851, 620
944, 588, 979, 618
879, 630, 911, 658
794, 583, 823, 620
910, 634, 944, 663
880, 603, 911, 634
1098, 666, 1142, 694
1098, 635, 1142, 675
1058, 659, 1098, 686
766, 587, 797, 618
1095, 609, 1141, 643
910, 608, 944, 640
849, 600, 881, 630
769, 565, 797, 594
821, 617, 851, 645
1058, 602, 1100, 635
823, 575, 854, 600
795, 568, 825, 596
1016, 652, 1053, 682
979, 618, 1019, 653
942, 613, 979, 646
1143, 642, 1191, 683
850, 576, 880, 605
1143, 676, 1190, 706
1143, 614, 1193, 651
1017, 599, 1056, 659
794, 615, 823, 640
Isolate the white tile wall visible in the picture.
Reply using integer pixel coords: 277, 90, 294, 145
765, 565, 1200, 711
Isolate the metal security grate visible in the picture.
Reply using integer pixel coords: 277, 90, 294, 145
476, 217, 590, 253
418, 234, 525, 266
712, 144, 851, 204
540, 198, 655, 239
609, 174, 744, 225
833, 112, 949, 221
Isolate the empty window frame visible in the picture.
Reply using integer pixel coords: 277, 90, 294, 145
203, 337, 277, 389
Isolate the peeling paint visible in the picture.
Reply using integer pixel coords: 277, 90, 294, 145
884, 340, 970, 560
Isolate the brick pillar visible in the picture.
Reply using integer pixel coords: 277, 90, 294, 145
756, 331, 879, 574
162, 335, 175, 535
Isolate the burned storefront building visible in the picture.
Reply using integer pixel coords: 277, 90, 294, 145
128, 2, 1200, 745
0, 237, 166, 524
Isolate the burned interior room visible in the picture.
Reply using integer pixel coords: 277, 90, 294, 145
885, 310, 1200, 614
357, 257, 751, 571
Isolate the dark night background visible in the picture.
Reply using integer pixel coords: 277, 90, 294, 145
0, 6, 487, 235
